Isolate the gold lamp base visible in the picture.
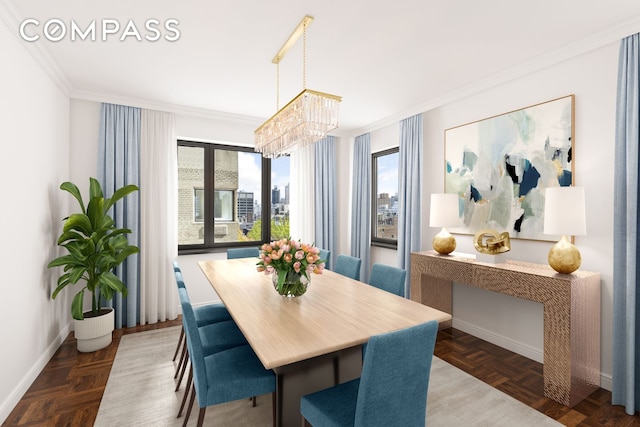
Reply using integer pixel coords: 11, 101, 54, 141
433, 228, 456, 255
548, 235, 581, 274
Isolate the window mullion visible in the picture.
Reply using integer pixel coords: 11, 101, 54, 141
204, 146, 215, 247
262, 157, 271, 243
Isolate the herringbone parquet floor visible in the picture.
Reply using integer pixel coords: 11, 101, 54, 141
3, 321, 639, 426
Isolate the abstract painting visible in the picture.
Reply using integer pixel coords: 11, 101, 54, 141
445, 95, 574, 242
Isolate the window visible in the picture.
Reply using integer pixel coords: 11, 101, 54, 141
372, 147, 399, 248
177, 140, 289, 252
194, 188, 204, 222
214, 190, 233, 221
270, 156, 290, 240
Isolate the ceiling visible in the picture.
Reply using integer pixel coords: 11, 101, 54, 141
6, 0, 640, 135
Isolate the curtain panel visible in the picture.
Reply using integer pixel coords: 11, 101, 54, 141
140, 109, 178, 325
290, 144, 316, 243
98, 103, 178, 328
613, 32, 640, 415
351, 134, 371, 283
98, 103, 141, 328
397, 114, 423, 298
314, 136, 337, 269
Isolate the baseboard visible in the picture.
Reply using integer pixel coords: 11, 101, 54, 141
0, 320, 73, 424
452, 319, 612, 391
453, 318, 544, 363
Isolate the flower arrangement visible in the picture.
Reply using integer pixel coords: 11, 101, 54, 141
257, 238, 325, 297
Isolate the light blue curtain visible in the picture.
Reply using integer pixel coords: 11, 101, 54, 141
314, 136, 337, 269
98, 103, 141, 329
613, 33, 640, 416
351, 134, 371, 282
397, 114, 423, 298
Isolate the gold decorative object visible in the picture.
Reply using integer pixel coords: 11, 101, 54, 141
473, 229, 511, 254
254, 15, 342, 158
433, 229, 456, 255
547, 235, 581, 274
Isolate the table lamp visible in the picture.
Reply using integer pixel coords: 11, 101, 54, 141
543, 186, 586, 274
430, 193, 460, 255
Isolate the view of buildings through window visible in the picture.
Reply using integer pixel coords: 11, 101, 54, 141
177, 141, 290, 249
373, 149, 399, 244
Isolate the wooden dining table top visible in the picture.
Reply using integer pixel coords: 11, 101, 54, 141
198, 257, 452, 369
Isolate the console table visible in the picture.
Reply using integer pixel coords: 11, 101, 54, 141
410, 250, 601, 407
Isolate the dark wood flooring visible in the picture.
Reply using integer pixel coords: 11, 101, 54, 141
3, 321, 639, 426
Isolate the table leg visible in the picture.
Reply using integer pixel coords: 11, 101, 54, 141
274, 346, 362, 427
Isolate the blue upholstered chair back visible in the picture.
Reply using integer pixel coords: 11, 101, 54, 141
334, 254, 362, 280
173, 261, 186, 290
369, 264, 406, 297
226, 247, 260, 259
178, 287, 208, 408
319, 249, 331, 269
355, 320, 438, 426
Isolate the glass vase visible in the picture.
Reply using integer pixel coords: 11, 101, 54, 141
272, 271, 310, 297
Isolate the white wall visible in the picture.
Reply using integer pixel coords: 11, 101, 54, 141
0, 20, 72, 424
420, 42, 618, 389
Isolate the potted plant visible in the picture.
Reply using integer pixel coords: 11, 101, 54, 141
48, 177, 139, 352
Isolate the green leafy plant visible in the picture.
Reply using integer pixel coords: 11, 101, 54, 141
48, 178, 139, 320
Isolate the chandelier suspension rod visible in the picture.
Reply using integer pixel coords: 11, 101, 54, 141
271, 15, 314, 65
303, 18, 307, 89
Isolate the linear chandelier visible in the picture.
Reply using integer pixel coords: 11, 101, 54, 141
255, 15, 342, 158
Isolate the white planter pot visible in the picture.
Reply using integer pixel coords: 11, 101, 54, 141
74, 308, 115, 352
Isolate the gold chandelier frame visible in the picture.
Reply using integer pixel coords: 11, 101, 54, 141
254, 15, 342, 158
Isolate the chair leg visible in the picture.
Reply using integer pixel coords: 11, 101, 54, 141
177, 365, 193, 418
173, 327, 184, 361
252, 396, 256, 407
272, 392, 277, 427
196, 407, 206, 427
176, 347, 189, 391
175, 339, 187, 378
183, 384, 196, 427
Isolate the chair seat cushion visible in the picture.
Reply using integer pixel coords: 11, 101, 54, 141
193, 302, 232, 326
300, 379, 360, 426
199, 320, 247, 355
204, 344, 276, 405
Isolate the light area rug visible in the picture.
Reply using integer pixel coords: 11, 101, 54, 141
95, 327, 562, 427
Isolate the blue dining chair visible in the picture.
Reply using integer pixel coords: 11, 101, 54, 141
334, 254, 362, 281
361, 264, 408, 359
227, 247, 260, 259
369, 263, 406, 297
300, 320, 439, 427
175, 285, 252, 418
319, 249, 331, 269
173, 262, 232, 390
179, 287, 276, 427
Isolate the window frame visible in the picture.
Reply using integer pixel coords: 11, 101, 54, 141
371, 147, 399, 249
177, 140, 272, 254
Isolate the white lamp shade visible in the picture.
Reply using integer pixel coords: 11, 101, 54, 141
543, 186, 586, 236
430, 193, 460, 228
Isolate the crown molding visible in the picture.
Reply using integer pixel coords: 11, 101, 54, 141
1, 0, 72, 96
71, 89, 358, 139
71, 89, 266, 126
348, 15, 640, 138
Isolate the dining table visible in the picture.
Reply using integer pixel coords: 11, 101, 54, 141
198, 257, 452, 427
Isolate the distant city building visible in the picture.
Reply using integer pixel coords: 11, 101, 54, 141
285, 183, 289, 204
376, 192, 398, 240
237, 191, 254, 223
272, 186, 280, 205
378, 193, 391, 209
